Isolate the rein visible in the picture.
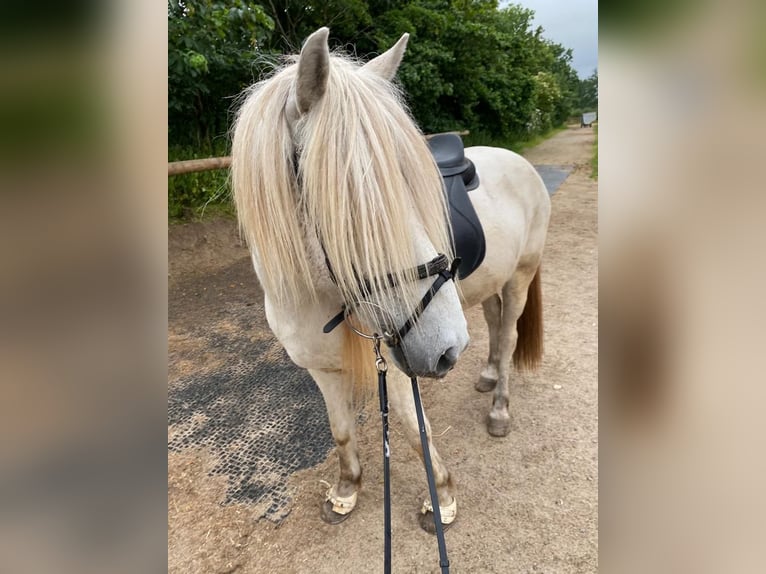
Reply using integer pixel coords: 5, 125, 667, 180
323, 257, 458, 574
371, 335, 451, 574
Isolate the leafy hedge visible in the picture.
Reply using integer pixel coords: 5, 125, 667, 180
168, 0, 597, 216
168, 142, 231, 219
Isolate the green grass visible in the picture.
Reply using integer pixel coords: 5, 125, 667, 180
463, 125, 567, 154
168, 142, 232, 222
168, 201, 236, 225
510, 125, 568, 154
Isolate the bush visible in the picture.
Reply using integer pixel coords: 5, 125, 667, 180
168, 142, 232, 220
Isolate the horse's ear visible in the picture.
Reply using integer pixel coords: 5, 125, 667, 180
295, 27, 330, 114
362, 33, 409, 81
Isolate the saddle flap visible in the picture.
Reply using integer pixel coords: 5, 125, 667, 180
426, 134, 486, 279
444, 175, 485, 279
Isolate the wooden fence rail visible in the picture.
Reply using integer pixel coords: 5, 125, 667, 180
168, 156, 232, 177
168, 131, 469, 176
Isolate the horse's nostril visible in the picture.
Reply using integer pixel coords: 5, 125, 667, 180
436, 346, 460, 374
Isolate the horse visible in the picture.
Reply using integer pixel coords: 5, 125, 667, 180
231, 28, 550, 531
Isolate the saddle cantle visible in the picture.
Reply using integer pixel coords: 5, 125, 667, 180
428, 133, 485, 279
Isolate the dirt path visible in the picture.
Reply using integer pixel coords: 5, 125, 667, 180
168, 126, 598, 573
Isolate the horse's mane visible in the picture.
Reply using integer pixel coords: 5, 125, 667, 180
231, 53, 451, 321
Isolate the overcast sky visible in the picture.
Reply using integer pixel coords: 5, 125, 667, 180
505, 0, 598, 78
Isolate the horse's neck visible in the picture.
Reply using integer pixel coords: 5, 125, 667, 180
254, 231, 348, 370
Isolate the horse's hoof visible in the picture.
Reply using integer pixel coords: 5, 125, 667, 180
475, 375, 497, 392
418, 510, 455, 534
487, 413, 511, 437
320, 500, 353, 524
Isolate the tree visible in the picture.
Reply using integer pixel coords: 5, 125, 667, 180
168, 0, 584, 147
168, 0, 587, 215
579, 69, 598, 111
168, 0, 274, 146
543, 42, 581, 124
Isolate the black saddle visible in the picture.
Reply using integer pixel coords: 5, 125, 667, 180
428, 134, 485, 279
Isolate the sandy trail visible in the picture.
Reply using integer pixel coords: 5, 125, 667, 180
168, 125, 598, 573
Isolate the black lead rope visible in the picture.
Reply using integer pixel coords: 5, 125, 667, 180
373, 339, 392, 574
323, 253, 459, 573
411, 375, 450, 574
373, 338, 449, 574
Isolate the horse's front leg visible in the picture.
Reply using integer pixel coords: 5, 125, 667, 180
386, 368, 457, 533
309, 368, 361, 524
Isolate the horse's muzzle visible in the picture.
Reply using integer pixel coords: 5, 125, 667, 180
390, 340, 467, 379
434, 345, 461, 377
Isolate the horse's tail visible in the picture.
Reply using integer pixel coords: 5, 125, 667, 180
513, 266, 544, 371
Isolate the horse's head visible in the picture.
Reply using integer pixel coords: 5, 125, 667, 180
233, 28, 469, 378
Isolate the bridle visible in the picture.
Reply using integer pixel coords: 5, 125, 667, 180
293, 142, 455, 573
322, 253, 461, 348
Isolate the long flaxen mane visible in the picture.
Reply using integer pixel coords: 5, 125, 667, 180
231, 53, 452, 326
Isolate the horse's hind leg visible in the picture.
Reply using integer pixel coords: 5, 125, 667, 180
487, 267, 538, 437
309, 368, 362, 524
386, 368, 457, 533
476, 293, 502, 392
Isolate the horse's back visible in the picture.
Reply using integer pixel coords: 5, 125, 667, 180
459, 146, 550, 307
465, 146, 549, 219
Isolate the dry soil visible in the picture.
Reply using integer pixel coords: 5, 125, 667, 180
168, 126, 598, 573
